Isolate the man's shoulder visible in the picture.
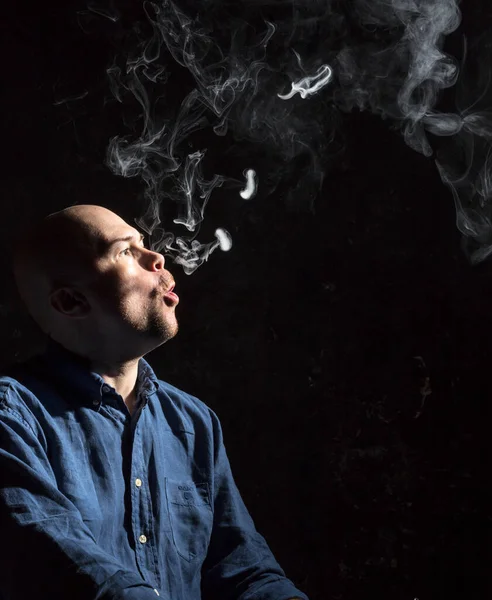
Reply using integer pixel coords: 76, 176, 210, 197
0, 359, 45, 429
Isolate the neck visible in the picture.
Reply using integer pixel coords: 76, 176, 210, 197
90, 357, 140, 412
48, 339, 142, 414
125, 388, 139, 415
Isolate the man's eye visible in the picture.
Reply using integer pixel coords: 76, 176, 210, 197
121, 244, 145, 256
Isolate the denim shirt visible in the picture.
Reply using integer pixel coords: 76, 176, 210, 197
0, 340, 308, 600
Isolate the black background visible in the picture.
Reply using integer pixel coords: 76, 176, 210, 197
0, 1, 490, 599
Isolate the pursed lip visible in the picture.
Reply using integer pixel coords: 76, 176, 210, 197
162, 283, 179, 305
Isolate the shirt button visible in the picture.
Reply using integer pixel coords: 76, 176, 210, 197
92, 399, 100, 406
102, 384, 111, 393
139, 534, 147, 544
135, 478, 142, 488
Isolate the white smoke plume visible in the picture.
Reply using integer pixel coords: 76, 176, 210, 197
76, 0, 492, 267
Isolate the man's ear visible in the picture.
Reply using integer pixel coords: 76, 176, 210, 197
50, 288, 90, 318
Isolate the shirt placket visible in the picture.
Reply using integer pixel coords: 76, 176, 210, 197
130, 397, 161, 592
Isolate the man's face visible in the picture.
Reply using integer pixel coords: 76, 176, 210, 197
74, 209, 179, 357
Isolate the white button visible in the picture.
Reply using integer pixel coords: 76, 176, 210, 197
135, 478, 142, 488
102, 385, 111, 393
139, 534, 147, 544
154, 590, 160, 596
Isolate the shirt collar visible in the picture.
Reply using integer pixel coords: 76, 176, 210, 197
39, 338, 160, 409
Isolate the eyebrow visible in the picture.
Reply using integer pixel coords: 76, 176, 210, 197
106, 232, 145, 251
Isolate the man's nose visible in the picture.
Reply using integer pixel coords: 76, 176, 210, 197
147, 248, 166, 270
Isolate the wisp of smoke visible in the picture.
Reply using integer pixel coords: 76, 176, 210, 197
75, 0, 492, 268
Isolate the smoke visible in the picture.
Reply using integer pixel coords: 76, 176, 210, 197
75, 0, 492, 268
240, 169, 258, 200
434, 33, 492, 263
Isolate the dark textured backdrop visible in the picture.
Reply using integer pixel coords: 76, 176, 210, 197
0, 1, 489, 599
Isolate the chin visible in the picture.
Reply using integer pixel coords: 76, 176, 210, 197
158, 320, 179, 343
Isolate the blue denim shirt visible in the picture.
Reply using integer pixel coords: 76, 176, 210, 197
0, 339, 308, 600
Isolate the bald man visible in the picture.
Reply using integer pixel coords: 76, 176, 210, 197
0, 206, 307, 600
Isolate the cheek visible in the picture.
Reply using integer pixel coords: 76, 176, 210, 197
124, 292, 155, 316
91, 274, 122, 303
92, 288, 130, 319
95, 273, 156, 315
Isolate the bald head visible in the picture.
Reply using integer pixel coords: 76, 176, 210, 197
12, 205, 126, 338
11, 204, 177, 362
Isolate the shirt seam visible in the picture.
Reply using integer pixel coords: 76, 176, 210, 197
0, 388, 37, 437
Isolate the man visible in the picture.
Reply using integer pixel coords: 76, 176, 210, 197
0, 205, 308, 600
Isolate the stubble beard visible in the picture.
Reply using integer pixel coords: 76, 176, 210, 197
154, 305, 179, 343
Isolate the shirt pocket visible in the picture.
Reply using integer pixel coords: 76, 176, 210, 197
165, 478, 213, 562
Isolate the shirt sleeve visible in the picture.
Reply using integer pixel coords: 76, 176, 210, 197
0, 393, 162, 600
200, 409, 309, 600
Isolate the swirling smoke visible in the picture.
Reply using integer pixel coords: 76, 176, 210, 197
76, 0, 492, 268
